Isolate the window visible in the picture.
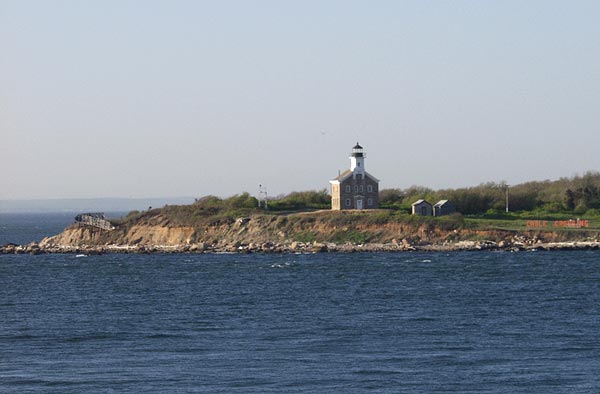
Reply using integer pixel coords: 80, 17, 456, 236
345, 199, 351, 206
359, 185, 364, 193
367, 185, 373, 193
354, 185, 358, 192
345, 185, 351, 193
357, 162, 360, 167
367, 198, 373, 206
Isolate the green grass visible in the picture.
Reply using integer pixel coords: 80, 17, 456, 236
293, 231, 318, 243
465, 218, 526, 231
330, 230, 373, 244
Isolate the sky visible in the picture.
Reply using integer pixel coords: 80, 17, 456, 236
1, 0, 599, 200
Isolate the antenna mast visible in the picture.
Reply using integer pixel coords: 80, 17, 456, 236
258, 184, 268, 209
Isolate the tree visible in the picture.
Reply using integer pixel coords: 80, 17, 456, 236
564, 189, 575, 210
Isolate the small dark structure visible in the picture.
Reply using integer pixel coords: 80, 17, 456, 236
75, 213, 115, 230
433, 200, 456, 217
412, 199, 433, 216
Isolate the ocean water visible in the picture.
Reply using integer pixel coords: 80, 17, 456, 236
1, 215, 600, 393
0, 212, 126, 245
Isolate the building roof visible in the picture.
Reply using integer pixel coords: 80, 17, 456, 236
353, 142, 363, 149
330, 169, 380, 183
412, 199, 432, 206
331, 169, 352, 182
364, 171, 379, 182
434, 200, 451, 207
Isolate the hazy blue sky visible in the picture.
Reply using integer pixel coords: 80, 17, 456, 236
2, 0, 599, 199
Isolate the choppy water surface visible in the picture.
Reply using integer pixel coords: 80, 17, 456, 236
1, 251, 600, 393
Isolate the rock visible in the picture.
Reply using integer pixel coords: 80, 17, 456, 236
323, 243, 337, 252
312, 242, 328, 253
479, 241, 498, 250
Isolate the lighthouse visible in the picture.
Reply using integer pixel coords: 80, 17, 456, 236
329, 142, 380, 210
350, 142, 365, 174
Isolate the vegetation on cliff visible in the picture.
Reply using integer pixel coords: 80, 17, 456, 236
113, 191, 331, 228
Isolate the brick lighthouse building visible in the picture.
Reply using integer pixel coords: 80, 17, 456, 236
329, 143, 380, 210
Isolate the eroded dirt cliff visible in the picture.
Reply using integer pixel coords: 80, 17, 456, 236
39, 210, 598, 250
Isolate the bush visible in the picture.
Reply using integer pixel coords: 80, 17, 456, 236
268, 190, 331, 211
575, 202, 588, 215
583, 208, 600, 218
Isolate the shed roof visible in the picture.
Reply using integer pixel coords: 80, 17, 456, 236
412, 199, 432, 206
434, 200, 451, 207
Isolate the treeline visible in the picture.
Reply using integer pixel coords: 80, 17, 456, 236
190, 190, 330, 212
131, 191, 331, 226
380, 172, 600, 216
188, 190, 330, 213
266, 190, 330, 211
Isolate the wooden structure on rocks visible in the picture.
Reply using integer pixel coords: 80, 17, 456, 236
74, 213, 115, 230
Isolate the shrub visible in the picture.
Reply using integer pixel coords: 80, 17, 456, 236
268, 190, 331, 211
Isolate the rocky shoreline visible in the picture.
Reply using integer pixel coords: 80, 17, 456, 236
3, 238, 600, 255
4, 209, 596, 257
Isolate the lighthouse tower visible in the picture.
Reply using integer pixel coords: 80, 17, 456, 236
350, 142, 365, 174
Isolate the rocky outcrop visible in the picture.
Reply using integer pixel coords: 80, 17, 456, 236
39, 224, 196, 247
3, 238, 600, 255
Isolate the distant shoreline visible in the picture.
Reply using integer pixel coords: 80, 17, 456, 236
0, 197, 194, 214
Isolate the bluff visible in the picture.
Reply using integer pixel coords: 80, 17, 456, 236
36, 209, 600, 253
